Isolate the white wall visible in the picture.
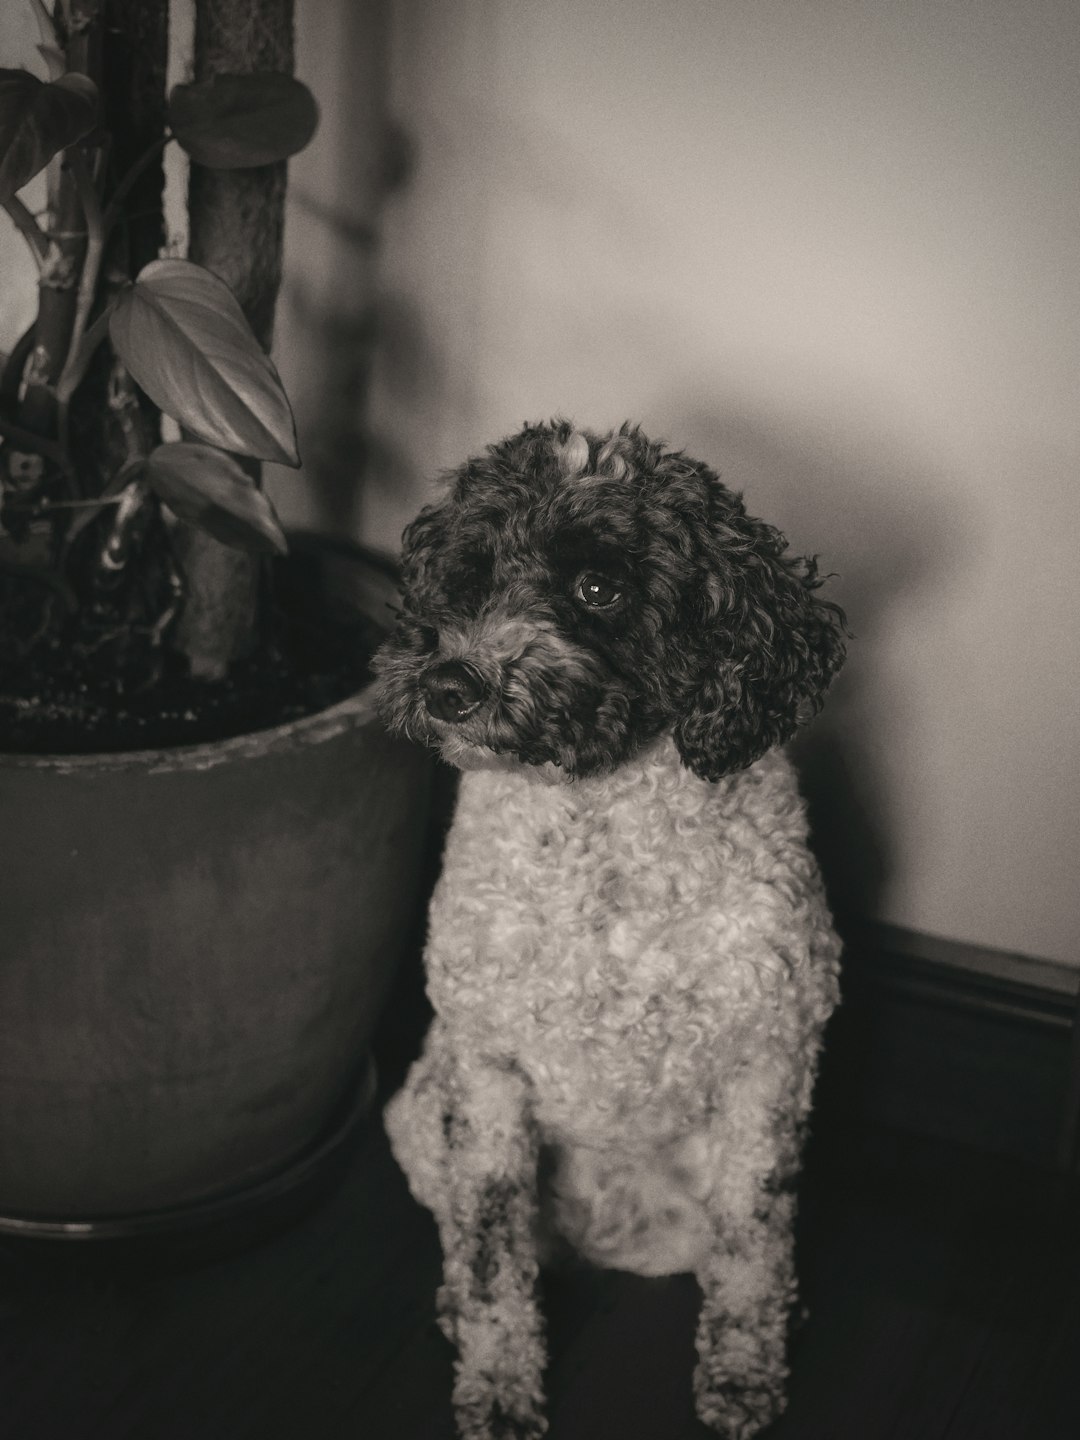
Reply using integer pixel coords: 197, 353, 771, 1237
3, 1, 1077, 967
357, 0, 1080, 966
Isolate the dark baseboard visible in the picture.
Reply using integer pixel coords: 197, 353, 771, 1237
819, 917, 1080, 1170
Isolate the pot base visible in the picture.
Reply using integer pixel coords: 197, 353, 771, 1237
0, 1055, 377, 1255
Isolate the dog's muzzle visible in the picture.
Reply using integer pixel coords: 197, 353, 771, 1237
421, 660, 489, 723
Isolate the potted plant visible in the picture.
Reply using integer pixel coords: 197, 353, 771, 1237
0, 0, 430, 1236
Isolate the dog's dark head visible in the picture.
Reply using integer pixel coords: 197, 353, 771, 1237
372, 420, 847, 780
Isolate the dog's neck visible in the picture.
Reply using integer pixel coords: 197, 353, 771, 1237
452, 732, 679, 789
451, 732, 785, 816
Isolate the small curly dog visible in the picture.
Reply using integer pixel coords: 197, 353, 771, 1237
372, 420, 847, 1439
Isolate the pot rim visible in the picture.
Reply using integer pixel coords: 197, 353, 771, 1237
0, 681, 390, 776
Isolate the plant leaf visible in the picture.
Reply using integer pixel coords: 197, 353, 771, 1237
146, 441, 289, 555
0, 68, 98, 201
36, 45, 68, 82
168, 73, 318, 169
109, 258, 300, 466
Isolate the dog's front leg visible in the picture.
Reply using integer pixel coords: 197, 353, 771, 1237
692, 1182, 797, 1438
690, 1069, 805, 1440
437, 1059, 547, 1440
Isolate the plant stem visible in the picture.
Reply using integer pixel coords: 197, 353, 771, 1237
56, 297, 116, 412
58, 148, 106, 405
1, 197, 50, 270
32, 494, 126, 511
52, 145, 109, 467
0, 326, 37, 410
102, 135, 170, 235
173, 0, 295, 681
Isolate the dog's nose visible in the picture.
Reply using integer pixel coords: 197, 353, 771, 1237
422, 661, 487, 722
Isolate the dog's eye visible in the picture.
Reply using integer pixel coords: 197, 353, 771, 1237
576, 574, 622, 609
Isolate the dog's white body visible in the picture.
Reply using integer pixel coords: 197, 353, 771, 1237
386, 736, 839, 1437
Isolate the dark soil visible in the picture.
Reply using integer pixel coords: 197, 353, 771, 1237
0, 570, 384, 757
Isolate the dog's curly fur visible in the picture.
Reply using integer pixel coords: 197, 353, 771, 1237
372, 421, 847, 1439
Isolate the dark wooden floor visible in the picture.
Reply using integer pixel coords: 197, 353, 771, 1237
1, 1093, 1078, 1440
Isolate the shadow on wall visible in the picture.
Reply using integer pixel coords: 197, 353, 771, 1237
280, 259, 377, 534
267, 0, 417, 540
666, 404, 974, 924
276, 113, 416, 538
361, 287, 471, 521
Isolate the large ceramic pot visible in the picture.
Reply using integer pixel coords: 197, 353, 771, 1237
0, 542, 430, 1235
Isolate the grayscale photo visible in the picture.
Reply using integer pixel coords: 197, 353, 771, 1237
1, 3, 1077, 1438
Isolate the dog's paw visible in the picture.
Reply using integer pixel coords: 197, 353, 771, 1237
454, 1358, 547, 1440
456, 1395, 547, 1440
694, 1379, 785, 1439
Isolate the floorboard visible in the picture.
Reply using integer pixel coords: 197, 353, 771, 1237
1, 1103, 1078, 1440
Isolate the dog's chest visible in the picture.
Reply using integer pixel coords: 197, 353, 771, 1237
422, 743, 817, 1099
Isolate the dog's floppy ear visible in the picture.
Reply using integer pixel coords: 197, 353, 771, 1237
672, 472, 847, 781
398, 499, 448, 600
